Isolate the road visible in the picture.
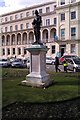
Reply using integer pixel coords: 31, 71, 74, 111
46, 64, 64, 72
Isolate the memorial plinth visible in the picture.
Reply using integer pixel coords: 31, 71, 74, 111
21, 44, 52, 88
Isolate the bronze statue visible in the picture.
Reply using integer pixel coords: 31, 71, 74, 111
32, 10, 42, 44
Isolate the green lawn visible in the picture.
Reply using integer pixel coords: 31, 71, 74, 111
2, 68, 80, 107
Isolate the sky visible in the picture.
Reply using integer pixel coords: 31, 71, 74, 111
0, 0, 53, 15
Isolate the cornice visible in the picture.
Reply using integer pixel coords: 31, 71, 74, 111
56, 1, 80, 10
0, 1, 56, 17
56, 39, 80, 43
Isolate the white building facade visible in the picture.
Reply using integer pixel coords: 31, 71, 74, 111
0, 0, 80, 59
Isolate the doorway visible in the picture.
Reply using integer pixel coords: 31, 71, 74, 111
60, 45, 66, 56
61, 48, 65, 56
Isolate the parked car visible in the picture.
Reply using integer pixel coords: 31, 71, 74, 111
59, 55, 80, 64
11, 59, 26, 68
23, 57, 30, 69
46, 56, 55, 65
66, 58, 80, 72
0, 58, 11, 67
26, 59, 30, 69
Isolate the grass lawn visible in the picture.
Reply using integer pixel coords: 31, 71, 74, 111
2, 68, 80, 107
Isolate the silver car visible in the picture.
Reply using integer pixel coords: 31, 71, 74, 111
46, 56, 55, 65
11, 59, 26, 68
0, 59, 11, 67
66, 58, 80, 72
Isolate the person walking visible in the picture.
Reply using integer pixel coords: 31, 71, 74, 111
55, 56, 61, 72
63, 60, 68, 72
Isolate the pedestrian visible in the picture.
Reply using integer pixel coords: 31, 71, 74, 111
55, 56, 61, 72
63, 60, 68, 72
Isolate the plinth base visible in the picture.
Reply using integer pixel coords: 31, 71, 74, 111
21, 73, 53, 88
21, 44, 52, 88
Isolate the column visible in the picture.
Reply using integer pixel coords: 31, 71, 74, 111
21, 47, 24, 57
15, 34, 17, 45
40, 30, 43, 43
10, 47, 12, 57
10, 35, 11, 46
27, 32, 29, 44
48, 29, 50, 42
21, 33, 23, 45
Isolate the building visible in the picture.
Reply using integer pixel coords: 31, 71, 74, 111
0, 0, 80, 59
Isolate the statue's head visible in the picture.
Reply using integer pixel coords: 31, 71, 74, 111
35, 10, 38, 15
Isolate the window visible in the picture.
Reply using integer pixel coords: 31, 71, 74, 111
52, 45, 55, 54
7, 48, 10, 55
10, 16, 13, 21
54, 5, 56, 10
26, 12, 29, 17
5, 17, 7, 22
71, 44, 76, 53
61, 28, 65, 38
20, 24, 23, 30
18, 48, 21, 55
24, 48, 26, 54
71, 27, 76, 37
71, 11, 76, 20
10, 26, 12, 32
15, 25, 18, 30
39, 9, 42, 14
20, 13, 24, 19
54, 18, 56, 25
61, 13, 65, 21
2, 37, 5, 46
46, 7, 50, 13
2, 48, 5, 55
15, 14, 18, 20
32, 10, 35, 16
13, 48, 15, 55
26, 23, 29, 28
5, 27, 7, 32
1, 28, 3, 33
46, 32, 48, 39
46, 19, 50, 26
60, 0, 65, 5
1, 18, 3, 22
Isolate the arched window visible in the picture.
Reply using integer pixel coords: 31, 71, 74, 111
17, 33, 21, 45
29, 32, 34, 44
6, 35, 10, 46
2, 35, 5, 46
11, 34, 15, 45
22, 32, 27, 44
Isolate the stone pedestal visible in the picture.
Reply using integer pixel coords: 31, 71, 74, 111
21, 44, 52, 88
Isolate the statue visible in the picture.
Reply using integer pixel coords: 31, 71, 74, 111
32, 10, 42, 44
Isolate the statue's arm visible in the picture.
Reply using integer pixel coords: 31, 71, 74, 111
32, 19, 36, 25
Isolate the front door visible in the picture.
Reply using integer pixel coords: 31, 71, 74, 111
61, 48, 64, 56
60, 45, 66, 56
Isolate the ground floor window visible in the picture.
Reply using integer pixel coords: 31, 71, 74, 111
13, 48, 15, 55
7, 48, 10, 55
2, 48, 5, 55
18, 48, 21, 55
24, 48, 27, 55
71, 44, 76, 53
52, 45, 55, 54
